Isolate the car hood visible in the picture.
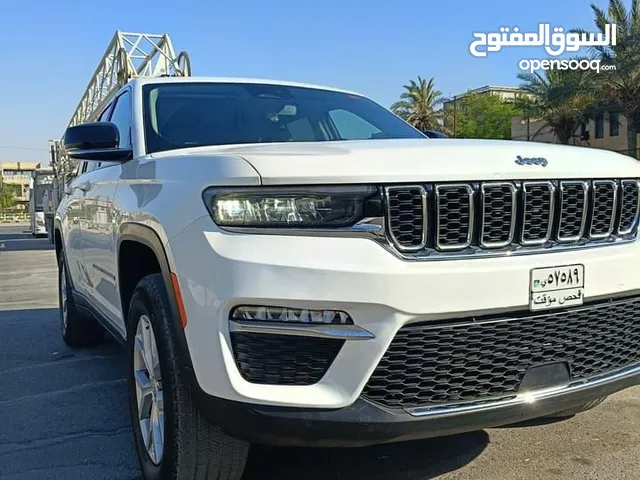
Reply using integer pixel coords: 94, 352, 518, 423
158, 138, 640, 185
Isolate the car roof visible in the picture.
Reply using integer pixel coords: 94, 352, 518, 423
129, 76, 363, 97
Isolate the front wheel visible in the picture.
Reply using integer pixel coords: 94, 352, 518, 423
127, 274, 249, 480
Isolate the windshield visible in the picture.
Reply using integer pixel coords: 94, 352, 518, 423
142, 82, 425, 153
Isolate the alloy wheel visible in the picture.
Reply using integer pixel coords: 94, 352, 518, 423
133, 314, 164, 465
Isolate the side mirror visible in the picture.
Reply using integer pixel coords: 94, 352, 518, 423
63, 122, 132, 161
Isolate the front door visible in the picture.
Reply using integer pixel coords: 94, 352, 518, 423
81, 164, 122, 331
81, 90, 131, 334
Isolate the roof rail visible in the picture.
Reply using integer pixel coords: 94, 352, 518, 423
67, 31, 191, 128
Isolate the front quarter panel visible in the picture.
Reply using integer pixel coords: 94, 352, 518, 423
114, 153, 261, 252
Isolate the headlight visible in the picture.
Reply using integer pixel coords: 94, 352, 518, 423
203, 186, 381, 228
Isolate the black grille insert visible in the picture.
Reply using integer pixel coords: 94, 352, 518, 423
231, 332, 343, 385
557, 181, 588, 241
386, 186, 426, 250
521, 181, 554, 244
363, 296, 640, 409
590, 180, 617, 238
480, 183, 516, 247
618, 180, 640, 234
436, 184, 473, 249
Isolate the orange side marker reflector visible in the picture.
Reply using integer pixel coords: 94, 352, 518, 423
170, 272, 188, 328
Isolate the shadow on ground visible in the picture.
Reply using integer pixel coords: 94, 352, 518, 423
0, 229, 53, 252
0, 308, 137, 479
0, 307, 489, 480
244, 431, 488, 479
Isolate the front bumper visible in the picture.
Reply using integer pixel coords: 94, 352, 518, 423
168, 215, 640, 409
199, 362, 640, 447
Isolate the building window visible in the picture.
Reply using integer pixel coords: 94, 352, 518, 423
610, 112, 620, 136
2, 169, 32, 180
595, 114, 604, 139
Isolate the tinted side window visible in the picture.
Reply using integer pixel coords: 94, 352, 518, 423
109, 92, 132, 148
98, 105, 112, 122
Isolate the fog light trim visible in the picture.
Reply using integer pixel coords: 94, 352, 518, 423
230, 305, 353, 325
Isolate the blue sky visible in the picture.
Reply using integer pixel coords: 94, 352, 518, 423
0, 0, 602, 163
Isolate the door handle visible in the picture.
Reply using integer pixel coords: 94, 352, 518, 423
77, 182, 91, 192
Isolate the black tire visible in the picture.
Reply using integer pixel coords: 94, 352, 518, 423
548, 396, 607, 418
58, 251, 104, 347
127, 274, 249, 480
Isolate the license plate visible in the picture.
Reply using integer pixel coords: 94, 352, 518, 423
530, 264, 584, 311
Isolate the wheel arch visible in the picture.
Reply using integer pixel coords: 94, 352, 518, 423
117, 222, 198, 384
53, 218, 73, 289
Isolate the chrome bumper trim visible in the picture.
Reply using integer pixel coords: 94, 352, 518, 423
229, 320, 375, 341
406, 362, 640, 417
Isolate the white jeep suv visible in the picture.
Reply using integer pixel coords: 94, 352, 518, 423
55, 77, 640, 480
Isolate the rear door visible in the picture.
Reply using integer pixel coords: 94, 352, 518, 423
61, 168, 91, 295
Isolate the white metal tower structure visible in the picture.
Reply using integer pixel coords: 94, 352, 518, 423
69, 31, 191, 128
49, 31, 191, 210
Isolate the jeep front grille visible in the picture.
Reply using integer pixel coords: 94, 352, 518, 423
384, 179, 640, 257
362, 296, 640, 409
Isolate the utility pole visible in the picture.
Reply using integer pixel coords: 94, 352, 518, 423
453, 96, 457, 138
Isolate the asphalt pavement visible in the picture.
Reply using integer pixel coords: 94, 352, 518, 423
1, 223, 640, 480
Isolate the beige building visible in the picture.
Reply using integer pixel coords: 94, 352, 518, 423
443, 85, 530, 138
511, 112, 640, 158
443, 85, 526, 110
0, 161, 41, 208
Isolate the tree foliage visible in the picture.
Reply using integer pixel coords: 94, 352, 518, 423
585, 0, 640, 156
453, 93, 520, 140
517, 67, 596, 144
0, 184, 16, 209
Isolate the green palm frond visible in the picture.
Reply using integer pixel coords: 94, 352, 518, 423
390, 76, 445, 131
591, 4, 610, 32
609, 0, 631, 33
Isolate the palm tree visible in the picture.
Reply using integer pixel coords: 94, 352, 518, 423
517, 68, 596, 144
391, 77, 445, 131
587, 0, 640, 157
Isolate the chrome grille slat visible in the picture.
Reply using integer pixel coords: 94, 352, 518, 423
590, 180, 618, 239
435, 184, 474, 250
384, 178, 640, 258
480, 182, 517, 248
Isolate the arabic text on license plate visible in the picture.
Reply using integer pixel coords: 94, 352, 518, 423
530, 264, 584, 311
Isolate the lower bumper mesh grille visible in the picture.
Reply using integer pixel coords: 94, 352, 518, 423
231, 332, 343, 385
363, 296, 640, 409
